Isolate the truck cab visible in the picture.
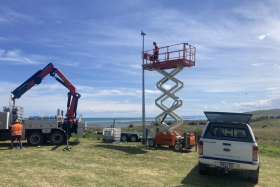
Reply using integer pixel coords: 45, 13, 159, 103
198, 112, 259, 184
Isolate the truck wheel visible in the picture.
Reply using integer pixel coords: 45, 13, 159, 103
49, 131, 66, 145
174, 142, 182, 152
27, 132, 44, 146
248, 166, 259, 184
148, 138, 156, 147
199, 162, 208, 175
130, 135, 138, 142
121, 135, 128, 142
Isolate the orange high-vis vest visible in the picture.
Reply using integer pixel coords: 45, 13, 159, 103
154, 45, 159, 52
11, 122, 23, 136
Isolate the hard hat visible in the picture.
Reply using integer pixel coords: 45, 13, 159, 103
15, 119, 19, 123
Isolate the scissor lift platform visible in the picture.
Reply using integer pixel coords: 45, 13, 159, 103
142, 43, 196, 70
142, 43, 197, 151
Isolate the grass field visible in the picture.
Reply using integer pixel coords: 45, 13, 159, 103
0, 134, 279, 187
1, 110, 280, 187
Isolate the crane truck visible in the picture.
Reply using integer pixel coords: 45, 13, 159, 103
0, 63, 87, 146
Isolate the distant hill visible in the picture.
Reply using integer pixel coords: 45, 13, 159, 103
245, 109, 280, 118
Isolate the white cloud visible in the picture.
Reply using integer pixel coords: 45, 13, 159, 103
255, 33, 269, 40
143, 89, 161, 94
232, 100, 272, 108
0, 8, 43, 25
0, 18, 8, 23
266, 87, 280, 97
162, 84, 172, 90
0, 49, 4, 56
190, 99, 275, 113
0, 49, 50, 65
251, 63, 268, 67
204, 89, 234, 93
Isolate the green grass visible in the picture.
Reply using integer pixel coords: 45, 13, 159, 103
250, 119, 280, 149
8, 114, 275, 187
0, 137, 279, 187
259, 145, 280, 158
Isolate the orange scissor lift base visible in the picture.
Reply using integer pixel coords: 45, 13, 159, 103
142, 43, 196, 71
155, 131, 196, 147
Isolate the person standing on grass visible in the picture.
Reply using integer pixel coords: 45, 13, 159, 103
9, 119, 23, 149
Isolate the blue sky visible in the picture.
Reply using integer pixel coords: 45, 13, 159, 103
0, 0, 280, 118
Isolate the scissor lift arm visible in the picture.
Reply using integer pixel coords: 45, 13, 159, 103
11, 63, 80, 123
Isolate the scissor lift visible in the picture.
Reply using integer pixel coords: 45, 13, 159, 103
142, 43, 197, 151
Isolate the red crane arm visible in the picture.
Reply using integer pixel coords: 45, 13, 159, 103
11, 63, 80, 122
50, 68, 80, 122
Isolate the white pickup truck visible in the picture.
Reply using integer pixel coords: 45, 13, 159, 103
198, 112, 259, 184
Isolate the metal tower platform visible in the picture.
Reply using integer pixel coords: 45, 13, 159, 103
142, 43, 196, 71
142, 43, 196, 137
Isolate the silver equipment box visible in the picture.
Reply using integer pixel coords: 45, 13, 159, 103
0, 112, 10, 130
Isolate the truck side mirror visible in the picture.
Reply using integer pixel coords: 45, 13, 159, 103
255, 136, 258, 141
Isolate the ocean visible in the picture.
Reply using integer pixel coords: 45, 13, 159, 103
81, 116, 206, 128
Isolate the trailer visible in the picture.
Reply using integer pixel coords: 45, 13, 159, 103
121, 131, 143, 142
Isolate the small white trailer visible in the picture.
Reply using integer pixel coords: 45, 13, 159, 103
120, 131, 143, 142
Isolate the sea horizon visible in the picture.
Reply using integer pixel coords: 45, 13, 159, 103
80, 115, 206, 123
24, 115, 206, 128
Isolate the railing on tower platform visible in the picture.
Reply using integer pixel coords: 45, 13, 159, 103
142, 43, 196, 71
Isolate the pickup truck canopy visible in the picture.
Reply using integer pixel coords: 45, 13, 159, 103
204, 112, 253, 124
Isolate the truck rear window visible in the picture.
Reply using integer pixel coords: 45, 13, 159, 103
211, 127, 247, 138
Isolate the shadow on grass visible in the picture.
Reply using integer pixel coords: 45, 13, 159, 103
94, 144, 148, 154
0, 139, 80, 151
47, 141, 80, 151
145, 145, 197, 153
177, 164, 256, 187
0, 142, 30, 150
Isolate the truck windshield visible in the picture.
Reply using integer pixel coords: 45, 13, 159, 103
204, 112, 252, 124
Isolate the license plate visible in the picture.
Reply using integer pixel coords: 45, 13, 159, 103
220, 162, 233, 169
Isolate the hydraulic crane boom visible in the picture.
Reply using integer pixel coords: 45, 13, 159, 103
11, 63, 81, 123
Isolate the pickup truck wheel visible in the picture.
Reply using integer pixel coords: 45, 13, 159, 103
248, 166, 259, 184
121, 135, 128, 142
49, 131, 66, 145
174, 142, 182, 152
130, 135, 138, 142
199, 162, 208, 175
148, 138, 156, 147
27, 132, 44, 146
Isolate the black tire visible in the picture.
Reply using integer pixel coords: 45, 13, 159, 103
248, 166, 259, 184
174, 142, 182, 152
148, 138, 156, 147
49, 131, 66, 145
121, 135, 128, 142
130, 135, 138, 142
27, 131, 44, 146
199, 162, 208, 175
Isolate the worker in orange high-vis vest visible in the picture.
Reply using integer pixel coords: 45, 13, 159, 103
9, 119, 23, 149
151, 41, 159, 62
